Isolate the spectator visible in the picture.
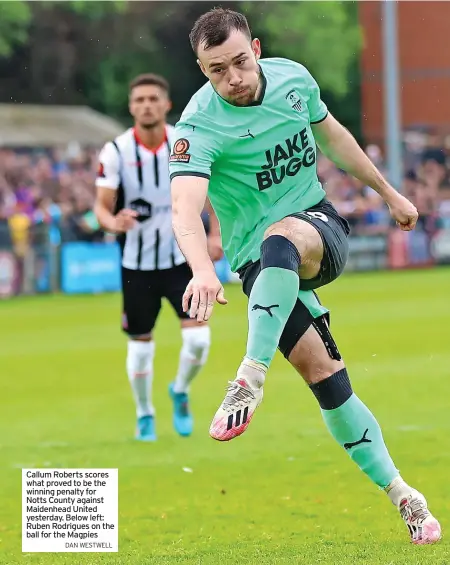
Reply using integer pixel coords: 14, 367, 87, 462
67, 191, 103, 243
0, 134, 449, 250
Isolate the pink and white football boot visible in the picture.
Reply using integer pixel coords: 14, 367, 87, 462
398, 490, 441, 545
209, 377, 263, 441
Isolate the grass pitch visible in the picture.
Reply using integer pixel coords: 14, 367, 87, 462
1, 268, 449, 564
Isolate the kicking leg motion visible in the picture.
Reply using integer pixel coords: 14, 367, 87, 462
209, 213, 441, 544
210, 217, 321, 440
293, 326, 441, 545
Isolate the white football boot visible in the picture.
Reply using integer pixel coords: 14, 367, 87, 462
209, 377, 263, 441
398, 490, 441, 545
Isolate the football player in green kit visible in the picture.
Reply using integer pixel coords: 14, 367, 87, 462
169, 8, 441, 544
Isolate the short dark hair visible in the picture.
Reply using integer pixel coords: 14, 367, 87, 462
189, 8, 251, 54
129, 73, 170, 96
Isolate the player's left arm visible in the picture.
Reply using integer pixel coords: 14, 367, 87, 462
303, 66, 417, 231
312, 114, 418, 231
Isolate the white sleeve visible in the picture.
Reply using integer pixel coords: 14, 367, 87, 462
95, 142, 120, 189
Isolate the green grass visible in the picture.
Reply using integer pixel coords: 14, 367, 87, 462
1, 268, 450, 564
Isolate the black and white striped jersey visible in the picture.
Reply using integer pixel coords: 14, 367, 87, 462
96, 126, 185, 271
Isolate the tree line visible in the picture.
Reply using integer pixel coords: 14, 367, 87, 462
0, 1, 362, 139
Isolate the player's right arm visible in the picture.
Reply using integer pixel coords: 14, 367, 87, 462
170, 123, 227, 322
171, 176, 227, 322
171, 175, 213, 273
94, 142, 137, 233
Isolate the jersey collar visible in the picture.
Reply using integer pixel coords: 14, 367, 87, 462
133, 126, 168, 154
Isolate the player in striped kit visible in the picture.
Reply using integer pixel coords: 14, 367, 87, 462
94, 74, 220, 441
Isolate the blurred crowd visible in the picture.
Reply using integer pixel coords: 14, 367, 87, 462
0, 145, 105, 256
318, 137, 450, 236
1, 131, 450, 258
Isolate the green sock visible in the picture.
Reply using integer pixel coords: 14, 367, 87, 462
322, 394, 398, 488
246, 267, 299, 367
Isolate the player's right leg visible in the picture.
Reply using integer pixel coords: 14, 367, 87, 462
287, 320, 441, 545
122, 267, 161, 442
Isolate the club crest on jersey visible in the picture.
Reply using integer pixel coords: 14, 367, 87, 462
129, 198, 152, 222
285, 89, 302, 112
170, 138, 191, 163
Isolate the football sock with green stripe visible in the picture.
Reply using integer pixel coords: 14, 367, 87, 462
310, 369, 399, 488
245, 235, 300, 369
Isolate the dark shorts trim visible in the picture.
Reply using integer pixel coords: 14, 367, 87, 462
121, 263, 191, 337
287, 198, 350, 291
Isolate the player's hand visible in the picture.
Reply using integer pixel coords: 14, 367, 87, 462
387, 193, 418, 231
182, 269, 228, 322
207, 234, 224, 262
113, 209, 138, 232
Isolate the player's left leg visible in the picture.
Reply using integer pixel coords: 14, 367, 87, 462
164, 263, 211, 436
288, 320, 441, 545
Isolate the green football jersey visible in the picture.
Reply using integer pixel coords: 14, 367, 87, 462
169, 57, 328, 273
